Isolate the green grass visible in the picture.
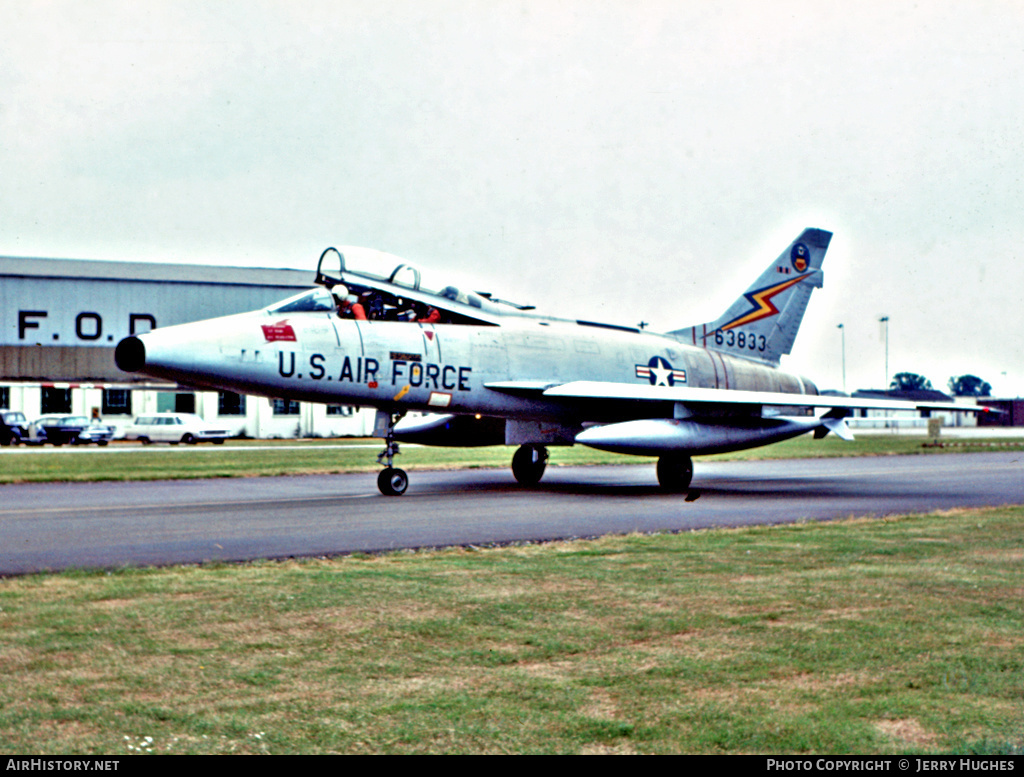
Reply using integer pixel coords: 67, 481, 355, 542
3, 433, 1023, 483
2, 506, 1022, 754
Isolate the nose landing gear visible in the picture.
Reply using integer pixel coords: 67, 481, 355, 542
377, 466, 409, 496
377, 411, 408, 496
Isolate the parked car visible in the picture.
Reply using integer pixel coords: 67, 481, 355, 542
1, 410, 29, 445
124, 413, 231, 445
26, 415, 115, 446
74, 419, 117, 445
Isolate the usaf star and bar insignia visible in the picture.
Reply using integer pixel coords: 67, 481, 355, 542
635, 356, 687, 387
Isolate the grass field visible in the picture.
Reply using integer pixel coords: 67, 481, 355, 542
3, 436, 1022, 754
3, 433, 1024, 483
2, 506, 1022, 755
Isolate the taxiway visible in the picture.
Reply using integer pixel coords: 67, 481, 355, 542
1, 452, 1022, 575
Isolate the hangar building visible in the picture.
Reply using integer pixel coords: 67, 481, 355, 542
1, 256, 375, 438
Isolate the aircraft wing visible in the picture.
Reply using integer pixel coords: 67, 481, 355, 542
487, 380, 991, 414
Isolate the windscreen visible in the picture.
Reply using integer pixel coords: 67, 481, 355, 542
268, 288, 336, 313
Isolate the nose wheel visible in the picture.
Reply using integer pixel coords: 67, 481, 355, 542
377, 466, 409, 496
377, 411, 409, 496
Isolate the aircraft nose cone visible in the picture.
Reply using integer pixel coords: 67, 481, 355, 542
115, 336, 146, 372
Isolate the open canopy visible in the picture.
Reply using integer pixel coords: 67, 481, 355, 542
315, 246, 488, 309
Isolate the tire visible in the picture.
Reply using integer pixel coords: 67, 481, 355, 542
656, 455, 694, 492
511, 444, 548, 486
182, 434, 196, 445
377, 467, 409, 496
139, 437, 152, 445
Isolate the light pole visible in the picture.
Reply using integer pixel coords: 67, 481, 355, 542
879, 316, 890, 389
837, 323, 846, 392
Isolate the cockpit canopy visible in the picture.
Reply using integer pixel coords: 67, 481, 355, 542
315, 247, 486, 309
266, 246, 539, 325
265, 248, 498, 325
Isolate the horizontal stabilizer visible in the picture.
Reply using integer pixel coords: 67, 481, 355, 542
820, 417, 854, 441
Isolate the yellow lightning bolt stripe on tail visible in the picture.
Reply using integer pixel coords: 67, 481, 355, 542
720, 275, 809, 331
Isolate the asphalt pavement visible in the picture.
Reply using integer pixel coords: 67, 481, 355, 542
1, 452, 1022, 575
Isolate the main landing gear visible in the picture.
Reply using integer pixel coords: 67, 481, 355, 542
512, 444, 548, 486
656, 454, 693, 492
377, 411, 408, 496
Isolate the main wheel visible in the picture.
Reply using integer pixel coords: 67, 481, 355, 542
378, 467, 409, 496
656, 454, 693, 492
511, 444, 548, 485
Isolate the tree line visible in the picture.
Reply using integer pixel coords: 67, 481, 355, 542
887, 372, 992, 396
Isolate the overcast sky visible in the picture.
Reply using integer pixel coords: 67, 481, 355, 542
3, 1, 1023, 395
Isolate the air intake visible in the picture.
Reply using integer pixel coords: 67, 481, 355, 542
114, 337, 146, 373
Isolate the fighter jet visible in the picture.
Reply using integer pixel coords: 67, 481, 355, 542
115, 229, 979, 495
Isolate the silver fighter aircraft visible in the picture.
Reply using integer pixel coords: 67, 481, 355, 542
115, 229, 979, 495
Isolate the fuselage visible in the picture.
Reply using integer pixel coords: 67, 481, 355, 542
115, 293, 818, 427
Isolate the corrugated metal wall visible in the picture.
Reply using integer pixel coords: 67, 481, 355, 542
2, 258, 313, 381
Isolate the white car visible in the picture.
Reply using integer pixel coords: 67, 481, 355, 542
124, 413, 231, 445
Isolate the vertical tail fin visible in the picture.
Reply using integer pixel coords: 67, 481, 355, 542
670, 228, 832, 365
